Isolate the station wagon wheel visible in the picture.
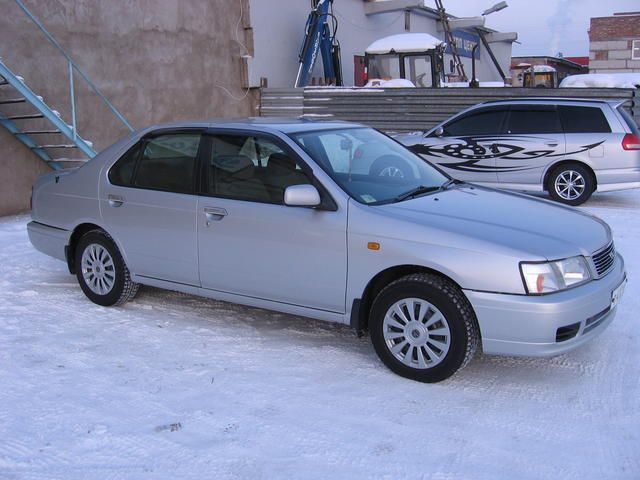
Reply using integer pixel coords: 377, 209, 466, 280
370, 273, 479, 383
75, 230, 139, 307
369, 155, 412, 179
547, 163, 594, 206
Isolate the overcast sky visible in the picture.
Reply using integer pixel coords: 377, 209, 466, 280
437, 0, 640, 57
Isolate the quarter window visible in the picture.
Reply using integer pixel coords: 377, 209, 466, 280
133, 134, 201, 193
558, 106, 611, 133
506, 107, 562, 134
442, 108, 507, 136
207, 135, 311, 204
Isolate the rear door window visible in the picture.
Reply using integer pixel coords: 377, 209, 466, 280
442, 108, 507, 136
134, 133, 201, 193
558, 106, 611, 133
506, 106, 562, 134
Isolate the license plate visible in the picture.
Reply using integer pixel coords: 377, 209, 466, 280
611, 278, 627, 308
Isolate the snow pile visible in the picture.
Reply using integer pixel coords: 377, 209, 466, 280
365, 33, 444, 54
364, 78, 416, 88
1, 189, 639, 478
560, 73, 640, 89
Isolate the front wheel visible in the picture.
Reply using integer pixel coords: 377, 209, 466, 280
547, 164, 594, 206
75, 230, 139, 306
369, 273, 479, 383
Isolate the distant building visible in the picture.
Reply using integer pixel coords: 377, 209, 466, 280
509, 56, 586, 87
564, 56, 590, 69
589, 12, 640, 73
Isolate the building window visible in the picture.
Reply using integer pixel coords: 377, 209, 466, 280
633, 40, 640, 60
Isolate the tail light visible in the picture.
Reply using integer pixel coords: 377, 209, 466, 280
363, 67, 368, 84
622, 133, 640, 150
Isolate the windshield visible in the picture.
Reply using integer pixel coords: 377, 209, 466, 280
367, 54, 401, 80
290, 127, 449, 204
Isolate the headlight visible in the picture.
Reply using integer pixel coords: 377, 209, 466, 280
520, 256, 591, 294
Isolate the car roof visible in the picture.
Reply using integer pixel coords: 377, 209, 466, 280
481, 97, 626, 107
136, 117, 360, 136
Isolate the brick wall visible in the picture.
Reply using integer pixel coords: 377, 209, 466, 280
589, 14, 640, 73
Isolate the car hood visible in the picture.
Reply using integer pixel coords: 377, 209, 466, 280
377, 185, 611, 260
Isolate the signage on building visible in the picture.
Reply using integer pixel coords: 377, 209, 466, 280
446, 30, 480, 59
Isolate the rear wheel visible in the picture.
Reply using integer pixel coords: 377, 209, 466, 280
75, 230, 139, 306
547, 164, 594, 206
369, 273, 479, 383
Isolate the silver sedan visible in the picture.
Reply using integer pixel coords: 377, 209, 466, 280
28, 119, 627, 382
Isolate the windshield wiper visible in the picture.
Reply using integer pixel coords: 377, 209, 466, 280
393, 179, 463, 203
441, 178, 458, 190
393, 185, 441, 202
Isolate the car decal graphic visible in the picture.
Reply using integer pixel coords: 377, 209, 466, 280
409, 135, 605, 173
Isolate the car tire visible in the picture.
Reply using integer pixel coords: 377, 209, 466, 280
75, 230, 139, 307
369, 273, 479, 383
547, 164, 594, 206
369, 155, 412, 178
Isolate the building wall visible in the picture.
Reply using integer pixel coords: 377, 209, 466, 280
589, 14, 640, 73
248, 0, 512, 87
0, 0, 256, 216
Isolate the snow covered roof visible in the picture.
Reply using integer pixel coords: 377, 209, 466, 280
365, 33, 444, 55
560, 73, 640, 89
532, 65, 556, 73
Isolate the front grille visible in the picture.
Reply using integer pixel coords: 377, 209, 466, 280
591, 242, 615, 278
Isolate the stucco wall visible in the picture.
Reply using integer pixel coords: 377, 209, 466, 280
248, 0, 512, 87
0, 129, 50, 216
0, 0, 256, 216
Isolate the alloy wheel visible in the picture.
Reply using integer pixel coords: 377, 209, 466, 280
554, 170, 586, 201
382, 297, 451, 369
81, 243, 116, 295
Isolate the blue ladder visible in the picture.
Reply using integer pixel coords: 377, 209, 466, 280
0, 59, 95, 170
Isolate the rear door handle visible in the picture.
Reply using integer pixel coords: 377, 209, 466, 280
107, 194, 125, 207
204, 206, 228, 222
545, 141, 559, 147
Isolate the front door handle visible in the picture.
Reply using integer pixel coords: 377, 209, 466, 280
545, 141, 559, 147
204, 206, 228, 222
107, 194, 125, 207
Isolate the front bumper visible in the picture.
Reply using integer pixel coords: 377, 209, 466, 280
464, 254, 626, 356
27, 221, 69, 263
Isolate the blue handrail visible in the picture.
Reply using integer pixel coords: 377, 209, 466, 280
12, 0, 134, 132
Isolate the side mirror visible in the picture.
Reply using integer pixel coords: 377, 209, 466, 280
284, 184, 321, 207
434, 126, 444, 137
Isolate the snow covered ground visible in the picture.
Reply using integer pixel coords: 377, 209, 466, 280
1, 191, 639, 480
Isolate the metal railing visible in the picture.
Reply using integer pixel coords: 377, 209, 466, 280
12, 0, 134, 137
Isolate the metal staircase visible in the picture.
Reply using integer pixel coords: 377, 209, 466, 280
0, 60, 95, 170
0, 0, 134, 170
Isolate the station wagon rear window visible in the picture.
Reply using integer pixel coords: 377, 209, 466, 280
558, 106, 611, 133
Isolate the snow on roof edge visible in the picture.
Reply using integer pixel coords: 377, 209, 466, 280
365, 33, 444, 55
